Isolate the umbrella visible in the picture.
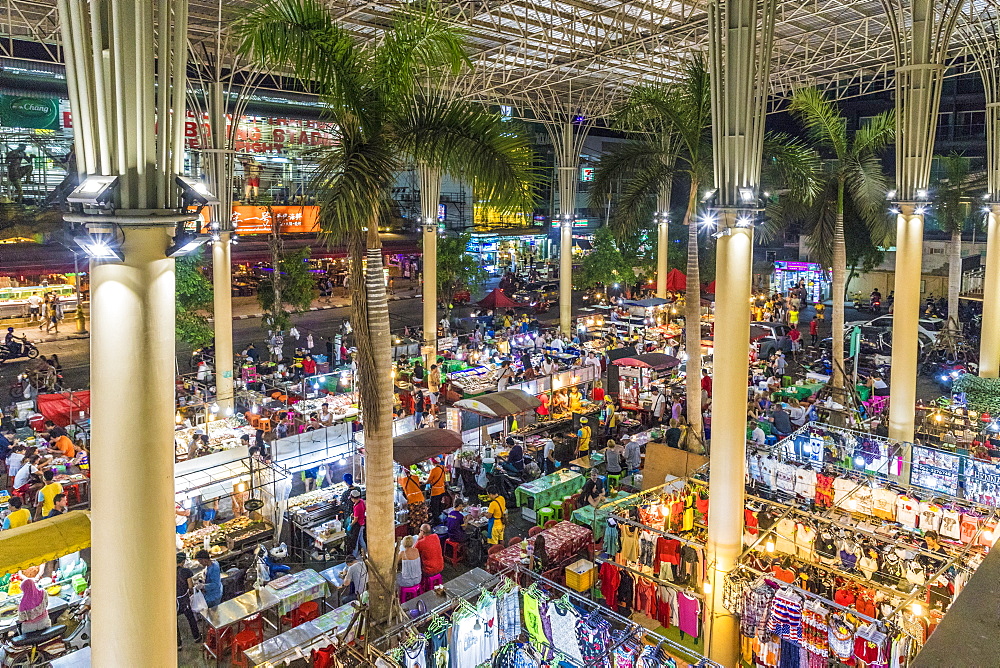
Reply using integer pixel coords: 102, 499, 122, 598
393, 428, 463, 467
665, 268, 687, 291
477, 288, 520, 309
454, 389, 542, 417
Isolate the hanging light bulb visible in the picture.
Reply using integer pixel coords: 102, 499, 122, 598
703, 581, 712, 594
910, 602, 924, 616
765, 540, 775, 553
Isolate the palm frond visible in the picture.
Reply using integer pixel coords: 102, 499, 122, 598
588, 141, 671, 209
606, 161, 672, 240
788, 88, 848, 160
761, 132, 822, 203
374, 3, 469, 97
845, 154, 891, 226
759, 196, 814, 244
311, 118, 401, 244
235, 0, 363, 107
851, 110, 895, 157
398, 97, 537, 214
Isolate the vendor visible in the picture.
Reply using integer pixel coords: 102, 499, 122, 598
17, 579, 51, 634
485, 486, 506, 545
399, 468, 428, 532
551, 389, 568, 415
576, 418, 592, 458
567, 386, 583, 413
869, 374, 890, 397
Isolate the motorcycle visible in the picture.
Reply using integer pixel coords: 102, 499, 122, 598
0, 338, 39, 365
0, 598, 89, 667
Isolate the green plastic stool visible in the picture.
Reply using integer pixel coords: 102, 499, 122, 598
550, 501, 563, 521
782, 375, 793, 388
536, 506, 555, 527
607, 473, 623, 490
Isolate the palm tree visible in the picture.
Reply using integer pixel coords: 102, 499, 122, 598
765, 88, 894, 392
933, 153, 984, 329
591, 57, 817, 446
237, 0, 536, 622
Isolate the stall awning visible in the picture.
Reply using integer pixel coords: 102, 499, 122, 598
665, 268, 686, 292
393, 428, 463, 467
477, 288, 520, 309
36, 391, 90, 427
0, 511, 90, 575
612, 353, 680, 371
454, 389, 542, 417
621, 297, 671, 308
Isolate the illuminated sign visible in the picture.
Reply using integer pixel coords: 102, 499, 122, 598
775, 261, 822, 272
550, 219, 591, 228
580, 167, 595, 182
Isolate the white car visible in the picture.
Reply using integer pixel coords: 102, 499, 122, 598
845, 315, 944, 343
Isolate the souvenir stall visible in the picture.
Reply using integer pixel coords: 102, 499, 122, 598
612, 354, 682, 411
373, 568, 723, 668
174, 447, 290, 563
914, 401, 986, 451
763, 423, 905, 480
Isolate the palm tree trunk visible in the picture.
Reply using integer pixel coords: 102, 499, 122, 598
683, 179, 703, 444
831, 181, 847, 391
353, 222, 396, 624
948, 228, 961, 329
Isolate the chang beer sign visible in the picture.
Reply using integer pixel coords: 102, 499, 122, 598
0, 95, 60, 130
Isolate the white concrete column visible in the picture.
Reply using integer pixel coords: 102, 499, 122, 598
888, 205, 925, 442
560, 217, 573, 334
981, 207, 1000, 377
213, 233, 235, 412
90, 225, 177, 666
422, 221, 438, 365
656, 217, 669, 299
705, 216, 753, 664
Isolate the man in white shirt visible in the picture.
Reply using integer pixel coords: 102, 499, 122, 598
549, 336, 564, 353
541, 438, 557, 474
751, 424, 766, 445
584, 352, 602, 376
650, 388, 667, 424
540, 357, 557, 376
623, 438, 641, 474
12, 456, 36, 491
26, 294, 42, 323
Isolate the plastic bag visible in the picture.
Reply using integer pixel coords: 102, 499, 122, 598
190, 591, 208, 614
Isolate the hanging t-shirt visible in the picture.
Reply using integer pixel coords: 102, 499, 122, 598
795, 523, 817, 560
794, 467, 817, 499
919, 502, 943, 532
599, 562, 620, 609
895, 496, 920, 529
402, 639, 428, 668
497, 588, 521, 644
760, 457, 778, 490
833, 478, 857, 510
676, 592, 701, 638
451, 612, 485, 668
939, 509, 962, 540
774, 518, 797, 555
853, 485, 874, 516
815, 473, 835, 508
775, 463, 797, 495
520, 592, 547, 649
872, 488, 898, 521
544, 601, 585, 665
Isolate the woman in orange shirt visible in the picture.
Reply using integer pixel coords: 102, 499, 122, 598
399, 470, 427, 532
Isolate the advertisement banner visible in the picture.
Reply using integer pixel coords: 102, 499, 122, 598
0, 95, 60, 130
230, 205, 321, 234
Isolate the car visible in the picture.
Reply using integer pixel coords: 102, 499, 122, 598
750, 322, 793, 358
512, 282, 559, 305
845, 315, 944, 343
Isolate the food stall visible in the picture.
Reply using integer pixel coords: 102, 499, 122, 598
453, 389, 542, 450
0, 283, 79, 319
612, 353, 682, 411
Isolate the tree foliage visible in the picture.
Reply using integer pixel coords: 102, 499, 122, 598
575, 227, 636, 290
175, 249, 215, 347
257, 247, 317, 332
436, 232, 487, 302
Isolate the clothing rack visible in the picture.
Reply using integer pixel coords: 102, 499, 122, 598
518, 566, 723, 668
594, 555, 705, 599
601, 479, 709, 550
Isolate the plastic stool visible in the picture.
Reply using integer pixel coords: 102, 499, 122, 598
239, 614, 264, 637
230, 628, 262, 667
296, 600, 320, 625
536, 506, 554, 527
607, 473, 623, 490
203, 626, 232, 661
765, 435, 778, 446
399, 584, 422, 603
444, 540, 466, 566
550, 502, 563, 521
64, 484, 81, 506
422, 573, 443, 593
782, 375, 793, 388
561, 498, 577, 522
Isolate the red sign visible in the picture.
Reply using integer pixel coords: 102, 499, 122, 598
230, 205, 320, 234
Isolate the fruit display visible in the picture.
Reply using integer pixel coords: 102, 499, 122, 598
174, 418, 254, 458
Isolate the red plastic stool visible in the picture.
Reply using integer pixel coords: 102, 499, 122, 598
399, 584, 422, 602
312, 645, 337, 668
63, 484, 81, 506
289, 600, 321, 626
421, 573, 443, 593
203, 626, 233, 661
444, 540, 466, 566
239, 614, 264, 637
230, 628, 263, 667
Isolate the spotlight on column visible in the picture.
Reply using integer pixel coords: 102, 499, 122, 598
736, 216, 754, 227
700, 188, 717, 203
175, 176, 221, 206
72, 226, 124, 262
738, 187, 755, 203
885, 189, 897, 200
916, 189, 929, 200
166, 227, 212, 258
66, 175, 119, 206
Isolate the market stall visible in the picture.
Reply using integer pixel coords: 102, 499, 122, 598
454, 388, 541, 449
613, 353, 682, 411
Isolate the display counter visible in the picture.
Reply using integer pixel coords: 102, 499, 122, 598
243, 602, 360, 667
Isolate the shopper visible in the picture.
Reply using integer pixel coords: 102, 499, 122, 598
578, 469, 606, 508
399, 468, 428, 532
769, 404, 794, 437
195, 549, 223, 608
413, 391, 427, 428
45, 493, 67, 518
426, 459, 448, 523
664, 419, 683, 449
346, 489, 367, 557
623, 438, 642, 475
605, 440, 624, 482
751, 422, 767, 446
497, 360, 515, 391
809, 319, 819, 346
2, 497, 30, 530
650, 388, 667, 425
17, 579, 51, 634
485, 486, 507, 545
35, 470, 63, 520
428, 364, 441, 399
415, 524, 444, 578
445, 499, 469, 544
176, 553, 202, 648
340, 553, 368, 604
395, 535, 423, 589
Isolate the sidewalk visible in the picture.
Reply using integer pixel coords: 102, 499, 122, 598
4, 320, 89, 345
218, 281, 423, 321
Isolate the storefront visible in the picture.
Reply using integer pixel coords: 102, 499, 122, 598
771, 260, 831, 304
466, 231, 550, 276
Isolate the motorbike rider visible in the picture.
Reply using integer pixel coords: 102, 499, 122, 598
3, 327, 20, 356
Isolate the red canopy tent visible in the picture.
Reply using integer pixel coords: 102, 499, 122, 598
703, 280, 716, 294
477, 288, 519, 309
36, 392, 91, 428
664, 268, 687, 291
